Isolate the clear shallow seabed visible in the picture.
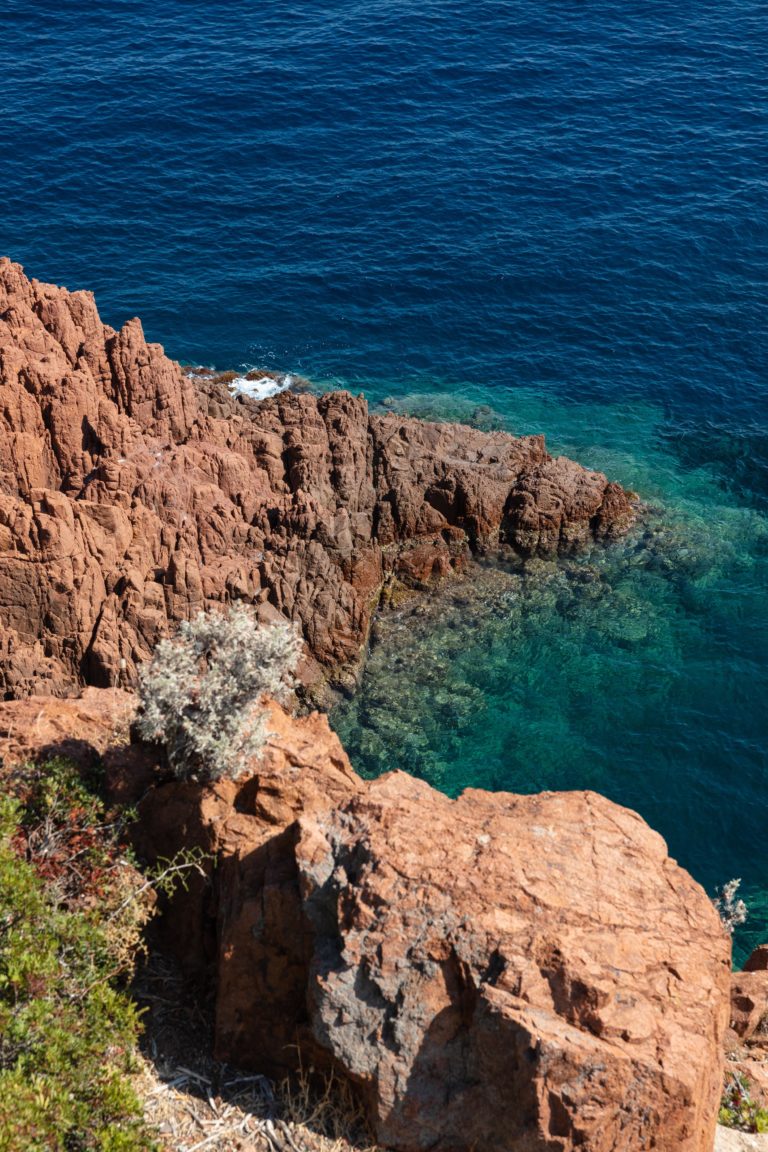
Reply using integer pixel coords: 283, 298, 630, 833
1, 0, 767, 959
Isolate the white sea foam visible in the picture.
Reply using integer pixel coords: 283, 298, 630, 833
229, 373, 293, 401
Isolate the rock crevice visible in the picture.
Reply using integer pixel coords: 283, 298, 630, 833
0, 263, 736, 1151
0, 689, 732, 1151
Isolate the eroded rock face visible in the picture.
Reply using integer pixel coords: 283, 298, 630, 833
0, 686, 135, 768
730, 970, 768, 1042
0, 258, 634, 699
0, 686, 730, 1150
130, 700, 362, 1064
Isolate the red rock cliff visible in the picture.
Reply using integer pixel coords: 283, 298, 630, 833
0, 259, 634, 698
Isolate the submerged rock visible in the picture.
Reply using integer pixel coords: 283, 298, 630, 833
0, 261, 728, 1149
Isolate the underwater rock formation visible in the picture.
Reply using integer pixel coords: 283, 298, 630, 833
2, 261, 728, 1148
0, 259, 634, 699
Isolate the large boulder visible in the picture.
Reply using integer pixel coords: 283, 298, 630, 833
296, 772, 730, 1151
132, 703, 730, 1152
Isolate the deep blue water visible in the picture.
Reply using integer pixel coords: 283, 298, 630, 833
1, 0, 767, 960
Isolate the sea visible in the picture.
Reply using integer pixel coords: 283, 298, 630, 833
1, 0, 766, 962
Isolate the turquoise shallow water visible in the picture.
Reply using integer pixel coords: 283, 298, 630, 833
330, 384, 768, 965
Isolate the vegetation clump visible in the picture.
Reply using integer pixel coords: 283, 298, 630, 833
714, 878, 749, 934
719, 1073, 768, 1133
0, 758, 156, 1151
136, 605, 301, 783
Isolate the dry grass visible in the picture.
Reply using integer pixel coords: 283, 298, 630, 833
133, 954, 380, 1152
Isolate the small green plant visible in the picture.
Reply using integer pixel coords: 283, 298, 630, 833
0, 752, 216, 1151
719, 1073, 768, 1133
136, 604, 301, 782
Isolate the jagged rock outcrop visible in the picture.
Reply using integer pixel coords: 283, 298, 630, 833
130, 699, 363, 1048
121, 700, 729, 1152
0, 258, 635, 699
8, 262, 724, 1147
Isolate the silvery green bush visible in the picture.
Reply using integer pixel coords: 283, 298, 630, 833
714, 877, 748, 935
136, 605, 302, 782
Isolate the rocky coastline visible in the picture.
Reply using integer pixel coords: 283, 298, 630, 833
0, 261, 759, 1150
0, 258, 634, 700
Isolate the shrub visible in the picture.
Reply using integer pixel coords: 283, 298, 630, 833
714, 878, 748, 934
0, 783, 155, 1151
719, 1073, 768, 1133
136, 605, 301, 783
0, 754, 213, 1150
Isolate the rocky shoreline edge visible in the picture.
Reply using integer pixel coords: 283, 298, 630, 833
0, 256, 634, 701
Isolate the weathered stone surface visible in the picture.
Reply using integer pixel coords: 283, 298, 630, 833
137, 711, 729, 1151
0, 686, 135, 767
296, 773, 730, 1152
131, 700, 361, 1060
0, 258, 635, 699
715, 1129, 768, 1152
730, 971, 768, 1042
